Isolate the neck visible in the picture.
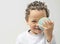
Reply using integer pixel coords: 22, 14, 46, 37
28, 30, 39, 35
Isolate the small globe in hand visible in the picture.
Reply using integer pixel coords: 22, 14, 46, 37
38, 17, 50, 31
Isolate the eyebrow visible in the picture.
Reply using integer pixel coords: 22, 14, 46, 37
31, 19, 38, 22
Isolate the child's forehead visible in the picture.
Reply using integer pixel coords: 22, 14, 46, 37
29, 16, 40, 21
29, 10, 46, 18
30, 10, 46, 15
28, 10, 47, 21
29, 13, 45, 20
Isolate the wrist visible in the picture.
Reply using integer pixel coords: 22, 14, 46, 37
47, 35, 52, 42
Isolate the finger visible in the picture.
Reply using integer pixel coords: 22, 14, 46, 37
50, 20, 54, 24
39, 25, 48, 30
44, 20, 49, 25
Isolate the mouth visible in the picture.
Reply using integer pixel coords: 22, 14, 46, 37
36, 28, 41, 30
34, 27, 41, 30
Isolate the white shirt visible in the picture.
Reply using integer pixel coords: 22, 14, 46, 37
16, 30, 56, 44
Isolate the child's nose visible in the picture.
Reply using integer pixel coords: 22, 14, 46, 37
35, 23, 39, 28
36, 23, 39, 27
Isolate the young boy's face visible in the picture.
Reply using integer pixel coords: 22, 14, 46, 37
27, 10, 47, 34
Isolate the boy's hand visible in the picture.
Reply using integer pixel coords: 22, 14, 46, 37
42, 20, 54, 42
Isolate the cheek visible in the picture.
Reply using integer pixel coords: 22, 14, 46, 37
29, 23, 36, 29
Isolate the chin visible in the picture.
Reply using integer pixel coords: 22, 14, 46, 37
35, 29, 42, 34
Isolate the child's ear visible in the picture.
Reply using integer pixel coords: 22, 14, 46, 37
25, 20, 29, 25
26, 21, 30, 28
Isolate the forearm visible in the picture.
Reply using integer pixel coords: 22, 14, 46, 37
46, 35, 56, 44
46, 34, 52, 42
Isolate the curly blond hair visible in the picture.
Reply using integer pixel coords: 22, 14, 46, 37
25, 1, 49, 21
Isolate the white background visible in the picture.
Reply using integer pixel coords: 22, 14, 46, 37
0, 0, 60, 44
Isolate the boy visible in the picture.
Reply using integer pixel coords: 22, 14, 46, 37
16, 1, 56, 44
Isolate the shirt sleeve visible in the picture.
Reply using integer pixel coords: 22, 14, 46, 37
16, 37, 20, 44
16, 37, 23, 44
46, 36, 56, 44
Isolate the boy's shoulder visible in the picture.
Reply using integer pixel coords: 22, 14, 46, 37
16, 30, 28, 40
